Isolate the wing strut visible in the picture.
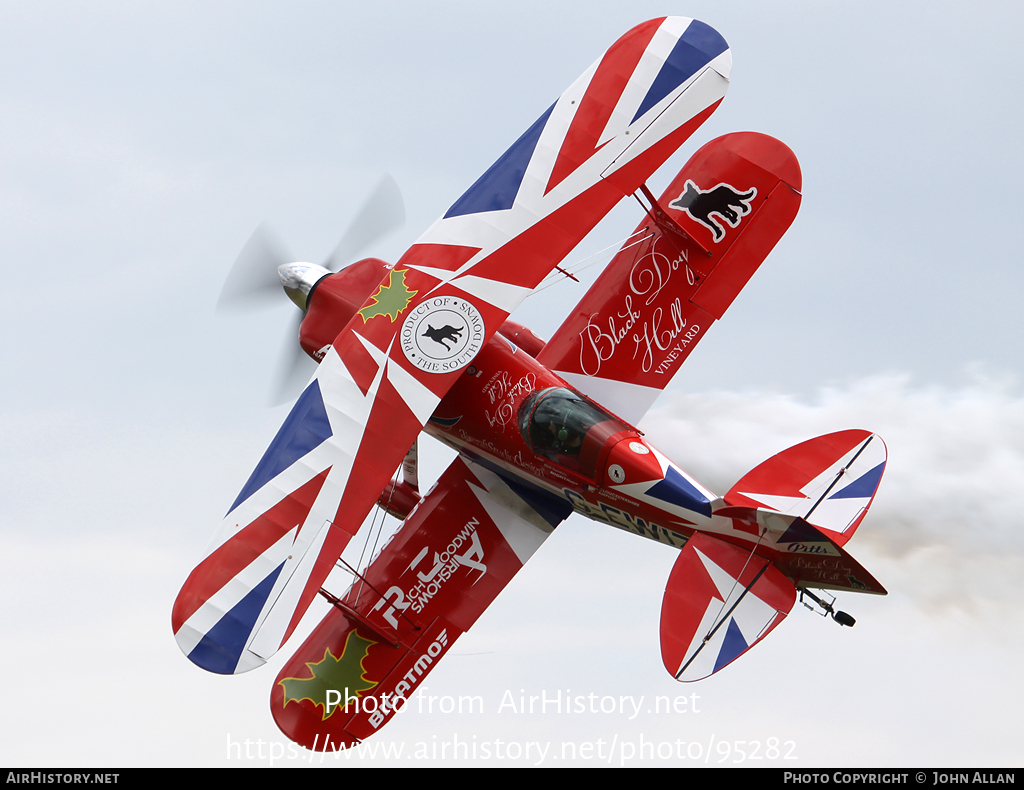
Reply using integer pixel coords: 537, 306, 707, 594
351, 460, 417, 607
316, 588, 405, 649
331, 553, 423, 635
401, 440, 419, 491
635, 183, 713, 258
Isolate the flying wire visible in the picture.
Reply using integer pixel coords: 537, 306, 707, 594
350, 468, 401, 609
531, 228, 654, 295
676, 557, 772, 679
702, 524, 771, 645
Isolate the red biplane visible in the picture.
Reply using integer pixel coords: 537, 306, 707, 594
172, 17, 886, 751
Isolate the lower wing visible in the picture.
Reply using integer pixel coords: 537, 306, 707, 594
270, 456, 566, 750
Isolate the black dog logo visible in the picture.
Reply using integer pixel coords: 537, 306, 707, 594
669, 180, 756, 242
422, 324, 464, 351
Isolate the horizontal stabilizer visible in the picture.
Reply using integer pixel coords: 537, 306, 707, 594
725, 430, 886, 547
661, 532, 795, 681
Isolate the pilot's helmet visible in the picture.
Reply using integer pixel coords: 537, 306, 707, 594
535, 396, 570, 426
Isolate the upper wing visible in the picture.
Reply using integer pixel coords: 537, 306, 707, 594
270, 456, 564, 751
537, 132, 802, 424
172, 16, 732, 674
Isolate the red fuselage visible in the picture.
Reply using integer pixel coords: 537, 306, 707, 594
425, 330, 708, 549
299, 260, 723, 551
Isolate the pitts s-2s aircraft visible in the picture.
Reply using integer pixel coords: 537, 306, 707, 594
172, 17, 886, 751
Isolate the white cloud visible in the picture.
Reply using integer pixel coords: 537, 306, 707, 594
642, 373, 1024, 612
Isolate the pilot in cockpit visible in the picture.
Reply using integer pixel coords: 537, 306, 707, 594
519, 388, 599, 467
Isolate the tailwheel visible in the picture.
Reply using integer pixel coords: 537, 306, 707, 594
799, 588, 856, 627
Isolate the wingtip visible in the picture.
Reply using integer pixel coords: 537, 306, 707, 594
174, 621, 268, 675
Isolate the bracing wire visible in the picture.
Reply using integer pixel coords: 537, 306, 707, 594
705, 526, 770, 640
349, 467, 402, 608
529, 228, 654, 296
675, 525, 774, 679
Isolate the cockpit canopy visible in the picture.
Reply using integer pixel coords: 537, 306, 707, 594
517, 387, 631, 479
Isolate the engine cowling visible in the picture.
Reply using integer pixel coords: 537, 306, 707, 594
297, 258, 393, 361
296, 260, 549, 372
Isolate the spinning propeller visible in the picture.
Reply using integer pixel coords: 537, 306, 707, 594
217, 175, 405, 403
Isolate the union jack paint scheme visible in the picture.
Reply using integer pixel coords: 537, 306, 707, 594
173, 16, 887, 751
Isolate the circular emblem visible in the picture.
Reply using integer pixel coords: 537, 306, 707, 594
401, 296, 485, 374
608, 464, 626, 484
628, 441, 650, 455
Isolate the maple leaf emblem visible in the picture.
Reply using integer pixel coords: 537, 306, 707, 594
358, 268, 417, 322
277, 630, 378, 720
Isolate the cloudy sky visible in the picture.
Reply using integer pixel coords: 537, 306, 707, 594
3, 0, 1023, 767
